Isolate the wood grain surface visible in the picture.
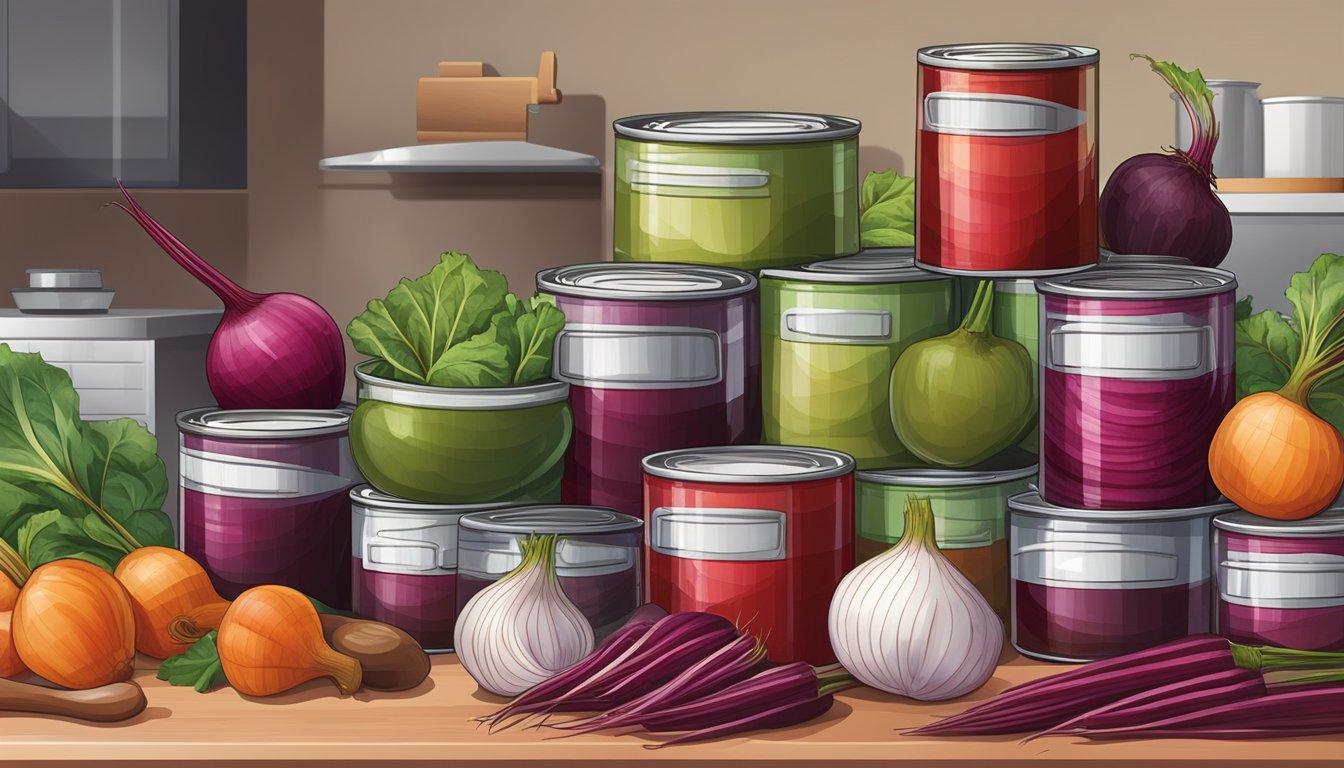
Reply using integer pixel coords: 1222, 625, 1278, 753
0, 651, 1339, 766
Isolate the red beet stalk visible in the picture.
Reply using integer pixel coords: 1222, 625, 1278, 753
1069, 684, 1344, 740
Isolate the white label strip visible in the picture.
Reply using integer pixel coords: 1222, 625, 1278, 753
555, 323, 722, 390
781, 308, 891, 344
649, 507, 786, 562
924, 91, 1087, 137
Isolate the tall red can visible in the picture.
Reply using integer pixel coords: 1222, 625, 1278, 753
643, 446, 854, 664
916, 43, 1099, 276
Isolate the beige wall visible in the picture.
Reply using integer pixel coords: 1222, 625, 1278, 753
8, 1, 1344, 391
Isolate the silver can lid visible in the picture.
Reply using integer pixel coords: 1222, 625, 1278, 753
761, 250, 947, 285
858, 465, 1038, 487
349, 484, 514, 515
537, 262, 756, 301
613, 112, 861, 144
458, 505, 644, 535
176, 405, 353, 439
1035, 264, 1236, 300
1008, 490, 1232, 522
1097, 249, 1193, 267
1262, 96, 1344, 105
643, 445, 855, 484
1214, 508, 1344, 537
917, 43, 1099, 70
354, 361, 569, 410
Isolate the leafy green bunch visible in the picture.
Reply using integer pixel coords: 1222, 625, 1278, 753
346, 252, 565, 388
0, 344, 173, 571
859, 170, 915, 248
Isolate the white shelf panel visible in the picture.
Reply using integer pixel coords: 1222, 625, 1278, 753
1218, 192, 1344, 215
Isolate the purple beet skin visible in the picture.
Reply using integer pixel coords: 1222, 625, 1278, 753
1014, 579, 1213, 661
353, 560, 458, 651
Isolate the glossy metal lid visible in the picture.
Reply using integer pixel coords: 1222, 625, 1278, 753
1035, 264, 1236, 300
458, 505, 644, 534
1008, 490, 1232, 522
1097, 249, 1193, 267
354, 361, 569, 410
761, 250, 946, 285
1214, 508, 1344, 537
537, 262, 756, 301
613, 112, 861, 144
176, 405, 352, 438
643, 445, 854, 484
917, 43, 1099, 70
349, 485, 514, 515
858, 465, 1038, 487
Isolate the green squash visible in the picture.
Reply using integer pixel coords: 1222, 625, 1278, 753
889, 280, 1035, 467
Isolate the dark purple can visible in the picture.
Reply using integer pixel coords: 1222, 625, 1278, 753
179, 407, 363, 610
536, 263, 761, 518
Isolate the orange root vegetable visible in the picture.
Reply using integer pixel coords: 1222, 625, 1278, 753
217, 585, 361, 697
114, 546, 230, 659
1210, 392, 1344, 520
14, 559, 136, 689
0, 573, 25, 678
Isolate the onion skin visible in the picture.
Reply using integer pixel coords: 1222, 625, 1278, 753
1099, 153, 1233, 268
1209, 391, 1344, 520
14, 560, 136, 690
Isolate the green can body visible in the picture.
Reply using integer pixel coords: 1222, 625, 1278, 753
613, 112, 859, 271
993, 279, 1039, 453
855, 465, 1037, 621
760, 250, 955, 468
349, 364, 572, 504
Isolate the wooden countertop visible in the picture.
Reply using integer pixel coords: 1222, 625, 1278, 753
3, 651, 1340, 766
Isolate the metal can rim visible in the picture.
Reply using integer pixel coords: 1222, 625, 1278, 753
643, 445, 855, 484
917, 42, 1099, 70
858, 465, 1038, 487
1009, 490, 1232, 522
458, 505, 644, 534
1214, 508, 1344, 537
1035, 264, 1237, 300
613, 111, 861, 144
354, 361, 570, 410
176, 405, 353, 439
536, 262, 757, 301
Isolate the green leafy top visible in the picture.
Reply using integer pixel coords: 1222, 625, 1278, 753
0, 345, 172, 571
859, 170, 915, 248
1132, 54, 1218, 176
1235, 254, 1344, 425
158, 631, 225, 693
346, 252, 566, 388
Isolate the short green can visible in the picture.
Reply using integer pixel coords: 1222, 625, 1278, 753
855, 465, 1037, 621
613, 112, 860, 271
350, 362, 572, 504
761, 249, 955, 468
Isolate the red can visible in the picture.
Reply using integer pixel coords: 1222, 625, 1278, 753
916, 43, 1099, 276
643, 446, 854, 664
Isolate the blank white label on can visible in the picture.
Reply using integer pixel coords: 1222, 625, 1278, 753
1046, 322, 1214, 380
554, 323, 722, 389
355, 513, 460, 575
649, 507, 786, 562
923, 92, 1087, 137
780, 308, 892, 344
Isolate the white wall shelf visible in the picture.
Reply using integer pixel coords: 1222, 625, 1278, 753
1218, 192, 1344, 215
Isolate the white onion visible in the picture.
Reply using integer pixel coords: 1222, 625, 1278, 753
454, 534, 595, 696
828, 497, 1002, 700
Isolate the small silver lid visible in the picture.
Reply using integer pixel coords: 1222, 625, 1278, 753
349, 485, 514, 515
176, 405, 353, 439
643, 445, 855, 484
761, 250, 947, 285
1035, 264, 1236, 300
1262, 96, 1344, 105
537, 262, 756, 301
1214, 508, 1344, 537
354, 361, 569, 410
614, 112, 861, 144
1009, 490, 1231, 522
858, 465, 1038, 487
917, 43, 1099, 70
27, 269, 103, 289
458, 505, 643, 534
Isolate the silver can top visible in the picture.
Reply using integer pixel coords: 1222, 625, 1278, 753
614, 112, 861, 144
1262, 96, 1344, 105
917, 43, 1099, 70
354, 361, 569, 410
1009, 490, 1232, 523
1035, 264, 1236, 300
1214, 508, 1344, 537
176, 405, 353, 439
761, 249, 947, 285
349, 485, 514, 516
536, 262, 756, 301
858, 465, 1038, 487
458, 505, 644, 535
643, 445, 854, 484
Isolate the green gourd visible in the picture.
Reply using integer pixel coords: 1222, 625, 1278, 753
889, 280, 1035, 467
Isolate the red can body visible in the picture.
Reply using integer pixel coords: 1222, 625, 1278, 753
916, 43, 1099, 276
642, 446, 854, 664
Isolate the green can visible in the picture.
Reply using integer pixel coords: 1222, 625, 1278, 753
855, 465, 1037, 621
760, 249, 955, 468
993, 279, 1039, 454
613, 112, 859, 271
349, 362, 572, 504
